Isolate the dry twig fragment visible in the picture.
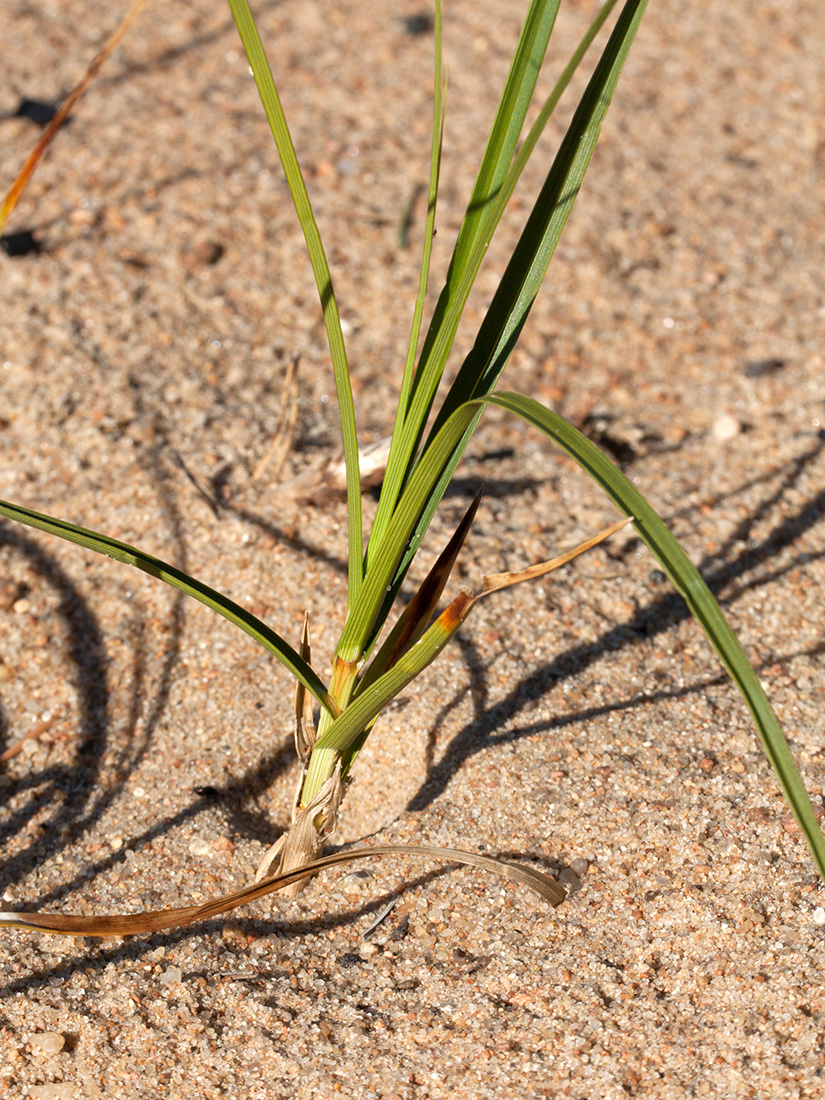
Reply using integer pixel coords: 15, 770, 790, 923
0, 0, 152, 233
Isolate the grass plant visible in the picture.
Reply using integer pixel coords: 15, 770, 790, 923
2, 0, 824, 937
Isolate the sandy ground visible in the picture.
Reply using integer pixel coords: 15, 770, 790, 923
1, 0, 824, 1096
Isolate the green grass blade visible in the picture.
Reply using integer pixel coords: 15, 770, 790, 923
357, 488, 482, 694
400, 0, 444, 423
369, 0, 561, 563
336, 404, 478, 662
371, 0, 647, 634
227, 0, 362, 612
482, 392, 825, 881
0, 498, 336, 715
372, 1, 621, 557
303, 590, 476, 800
366, 0, 444, 568
446, 0, 562, 284
501, 0, 621, 227
430, 0, 649, 440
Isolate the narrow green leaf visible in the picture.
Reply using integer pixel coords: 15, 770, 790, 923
0, 498, 336, 715
370, 0, 561, 563
482, 392, 825, 881
366, 0, 445, 566
357, 487, 482, 693
448, 0, 562, 277
227, 0, 363, 612
371, 0, 621, 560
337, 404, 478, 661
370, 0, 648, 643
303, 590, 476, 800
504, 0, 621, 203
429, 0, 649, 438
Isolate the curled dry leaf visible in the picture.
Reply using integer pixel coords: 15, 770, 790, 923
0, 843, 565, 938
255, 760, 346, 893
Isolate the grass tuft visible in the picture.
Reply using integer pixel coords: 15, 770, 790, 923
1, 0, 822, 936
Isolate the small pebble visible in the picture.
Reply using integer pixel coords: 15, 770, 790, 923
570, 857, 589, 876
192, 240, 224, 265
813, 907, 825, 926
712, 413, 742, 442
559, 868, 582, 893
394, 978, 419, 990
0, 583, 20, 611
29, 1031, 65, 1055
744, 357, 785, 378
160, 966, 182, 987
28, 1086, 75, 1100
221, 919, 246, 944
188, 837, 213, 857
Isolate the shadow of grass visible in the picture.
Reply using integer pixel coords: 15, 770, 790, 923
409, 432, 825, 810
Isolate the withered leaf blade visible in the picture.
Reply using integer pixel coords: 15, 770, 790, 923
262, 760, 346, 897
0, 0, 151, 233
481, 516, 632, 595
252, 353, 300, 481
0, 843, 564, 938
293, 612, 316, 762
359, 487, 483, 692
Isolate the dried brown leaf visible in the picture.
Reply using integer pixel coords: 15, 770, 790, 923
0, 0, 151, 233
359, 488, 483, 691
293, 612, 316, 762
252, 354, 301, 481
481, 516, 632, 595
1, 844, 564, 938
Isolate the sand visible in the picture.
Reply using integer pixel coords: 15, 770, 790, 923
1, 0, 824, 1096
